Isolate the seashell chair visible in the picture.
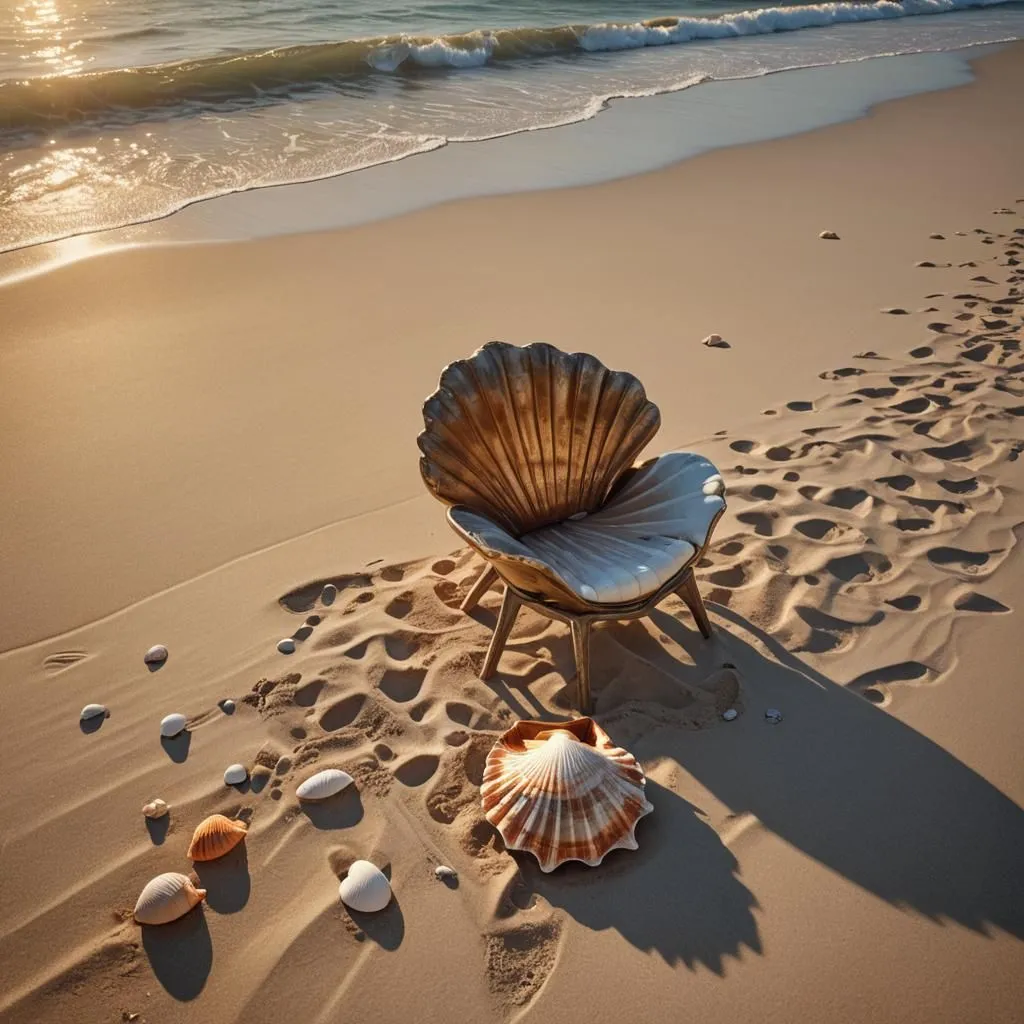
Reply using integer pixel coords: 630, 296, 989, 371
417, 341, 726, 711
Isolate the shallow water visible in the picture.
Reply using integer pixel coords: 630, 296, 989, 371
1, 0, 1023, 251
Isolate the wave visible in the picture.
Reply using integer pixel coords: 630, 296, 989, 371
0, 0, 1012, 136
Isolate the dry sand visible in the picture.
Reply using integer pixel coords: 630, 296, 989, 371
1, 42, 1023, 1024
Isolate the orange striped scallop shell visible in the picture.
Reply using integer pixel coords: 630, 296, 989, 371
187, 814, 248, 862
481, 718, 653, 873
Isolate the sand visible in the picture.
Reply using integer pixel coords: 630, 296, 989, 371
1, 42, 1023, 1024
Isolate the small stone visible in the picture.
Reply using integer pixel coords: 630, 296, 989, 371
929, 234, 945, 240
321, 583, 338, 606
277, 638, 296, 655
702, 334, 730, 349
144, 644, 168, 665
915, 261, 937, 268
159, 713, 187, 738
80, 703, 108, 721
142, 798, 169, 819
819, 230, 840, 240
224, 764, 248, 786
881, 308, 909, 315
434, 865, 458, 881
220, 699, 235, 714
764, 708, 783, 725
722, 709, 738, 722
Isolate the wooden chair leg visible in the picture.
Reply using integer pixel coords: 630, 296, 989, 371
570, 619, 592, 713
677, 571, 712, 639
481, 589, 521, 679
461, 564, 499, 613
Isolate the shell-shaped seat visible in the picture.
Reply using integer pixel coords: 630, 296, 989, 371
419, 341, 660, 535
452, 451, 724, 606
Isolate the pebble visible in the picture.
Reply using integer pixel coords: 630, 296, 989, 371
144, 644, 168, 665
321, 583, 338, 606
142, 798, 169, 819
915, 261, 937, 268
722, 709, 738, 722
80, 703, 108, 721
702, 334, 730, 349
929, 233, 945, 240
159, 713, 187, 738
881, 308, 909, 315
764, 708, 783, 725
224, 764, 248, 786
819, 230, 840, 240
220, 699, 236, 714
434, 865, 458, 882
277, 638, 296, 655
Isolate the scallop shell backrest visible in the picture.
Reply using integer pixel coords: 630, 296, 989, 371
418, 342, 661, 535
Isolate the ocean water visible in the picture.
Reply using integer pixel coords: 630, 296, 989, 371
1, 0, 1023, 252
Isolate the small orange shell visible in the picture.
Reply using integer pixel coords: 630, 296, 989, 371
187, 814, 248, 862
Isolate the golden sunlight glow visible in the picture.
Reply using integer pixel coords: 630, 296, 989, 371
15, 0, 86, 76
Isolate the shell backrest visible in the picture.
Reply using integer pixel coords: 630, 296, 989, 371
418, 342, 661, 535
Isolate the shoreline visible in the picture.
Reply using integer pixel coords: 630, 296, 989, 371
3, 20, 1023, 280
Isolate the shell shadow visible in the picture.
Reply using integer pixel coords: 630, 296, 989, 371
79, 715, 106, 734
300, 788, 364, 830
194, 843, 250, 914
141, 907, 212, 1001
517, 780, 760, 974
347, 896, 404, 951
160, 731, 191, 763
145, 815, 170, 846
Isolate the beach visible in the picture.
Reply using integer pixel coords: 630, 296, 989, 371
1, 36, 1023, 1024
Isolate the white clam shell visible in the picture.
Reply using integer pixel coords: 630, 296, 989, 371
80, 703, 108, 721
434, 865, 458, 881
142, 798, 169, 819
321, 583, 338, 606
722, 709, 738, 722
134, 872, 206, 925
160, 713, 187, 738
339, 860, 392, 913
144, 644, 168, 664
224, 763, 248, 786
296, 768, 353, 801
277, 638, 296, 654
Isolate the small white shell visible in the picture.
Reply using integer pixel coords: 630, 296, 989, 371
339, 860, 391, 913
321, 583, 338, 606
134, 872, 206, 925
277, 638, 296, 654
722, 708, 738, 722
142, 798, 169, 819
702, 333, 729, 349
819, 230, 840, 240
434, 865, 458, 881
144, 645, 168, 665
224, 763, 248, 786
296, 768, 353, 801
765, 708, 783, 724
80, 703, 108, 721
160, 713, 187, 738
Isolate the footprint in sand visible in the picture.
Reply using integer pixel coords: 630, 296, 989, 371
393, 753, 440, 787
385, 594, 413, 619
886, 595, 922, 611
42, 650, 88, 673
378, 667, 426, 704
484, 919, 563, 1014
927, 547, 992, 574
319, 693, 367, 732
953, 592, 1010, 613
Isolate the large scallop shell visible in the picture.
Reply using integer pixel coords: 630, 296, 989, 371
133, 872, 206, 925
481, 718, 653, 872
338, 860, 392, 913
296, 768, 353, 801
418, 342, 661, 535
187, 814, 248, 861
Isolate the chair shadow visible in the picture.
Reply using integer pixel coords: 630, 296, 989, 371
300, 788, 364, 830
626, 603, 1024, 942
516, 779, 761, 973
141, 908, 212, 1001
194, 843, 251, 914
